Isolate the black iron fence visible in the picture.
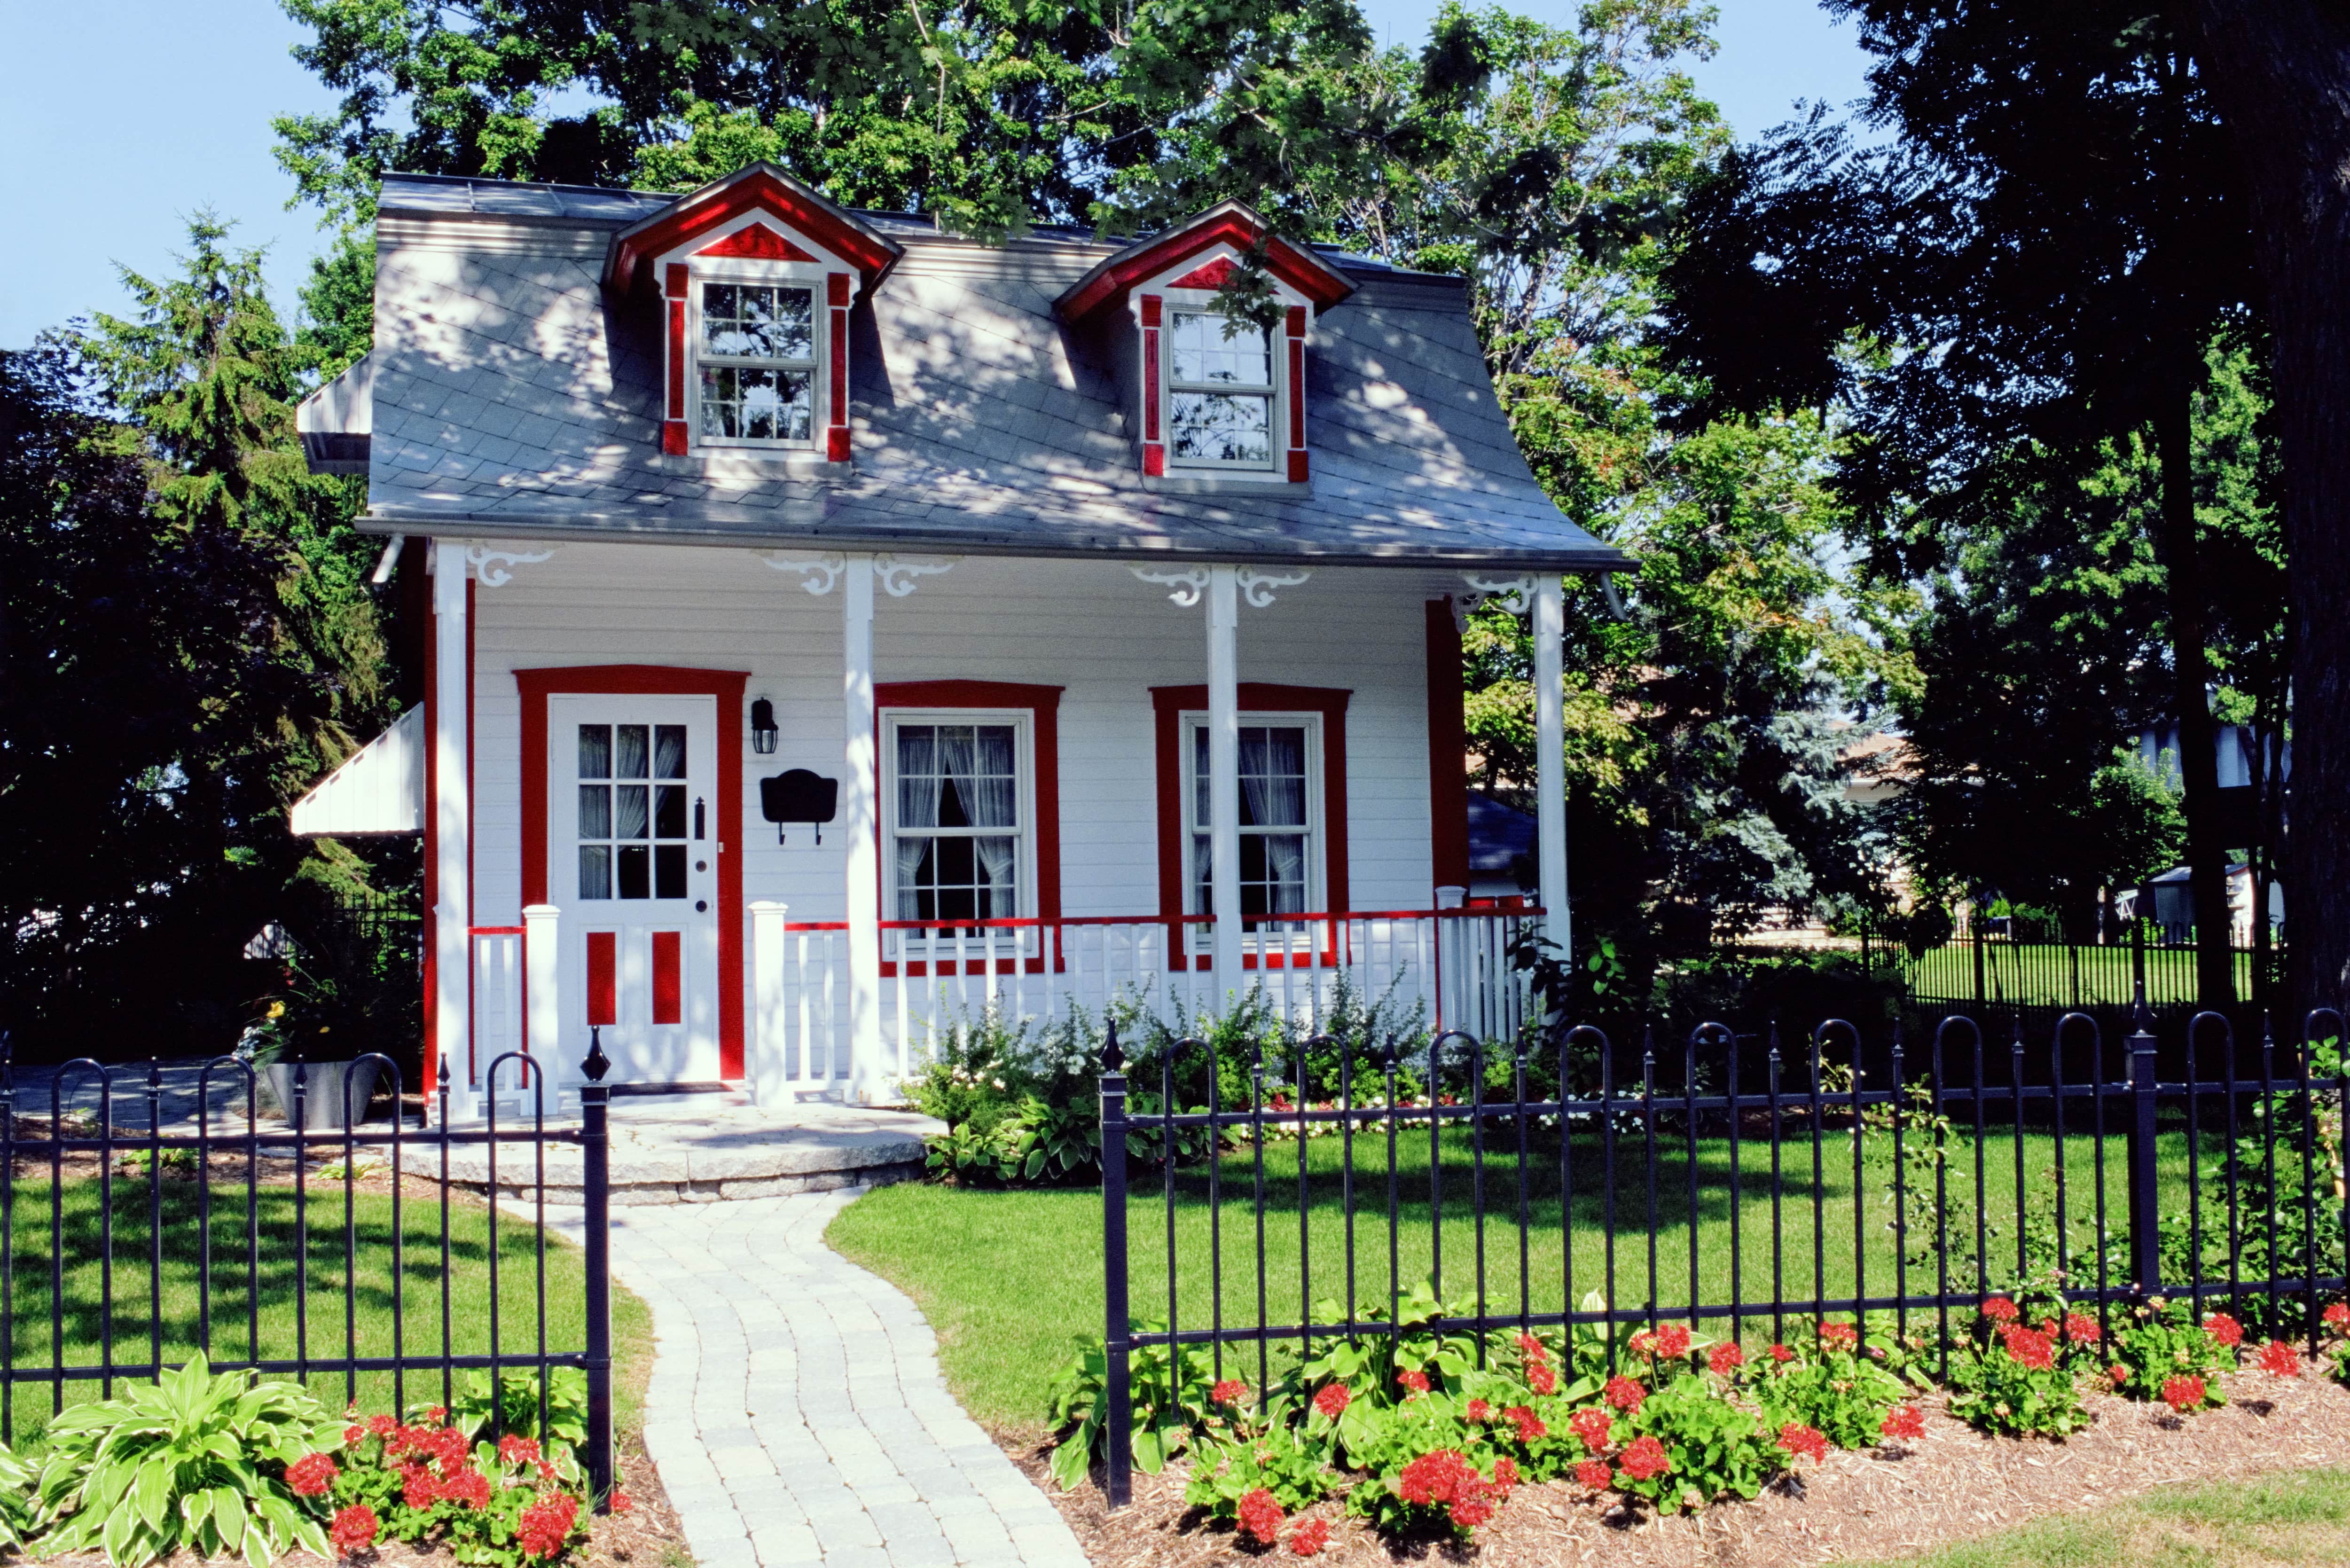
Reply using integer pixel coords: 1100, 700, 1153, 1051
0, 1034, 616, 1502
1094, 1005, 2350, 1504
1850, 923, 2287, 1016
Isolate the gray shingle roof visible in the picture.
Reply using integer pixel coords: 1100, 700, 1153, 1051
358, 172, 1625, 571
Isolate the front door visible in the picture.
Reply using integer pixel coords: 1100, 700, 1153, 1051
551, 697, 721, 1083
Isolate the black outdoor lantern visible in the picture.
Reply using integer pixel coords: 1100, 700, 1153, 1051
749, 697, 779, 755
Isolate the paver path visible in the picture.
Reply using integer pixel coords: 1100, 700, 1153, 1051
606, 1190, 1090, 1568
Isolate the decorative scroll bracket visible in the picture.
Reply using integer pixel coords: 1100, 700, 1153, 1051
1460, 572, 1538, 616
764, 552, 847, 596
1236, 566, 1311, 608
1130, 565, 1211, 607
874, 555, 959, 598
464, 542, 557, 588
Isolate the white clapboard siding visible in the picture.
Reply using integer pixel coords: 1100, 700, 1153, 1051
290, 704, 424, 836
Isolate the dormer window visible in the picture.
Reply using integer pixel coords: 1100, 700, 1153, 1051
1168, 311, 1276, 469
697, 282, 816, 444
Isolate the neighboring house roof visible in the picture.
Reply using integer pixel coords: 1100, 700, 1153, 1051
327, 170, 1624, 572
1467, 790, 1536, 877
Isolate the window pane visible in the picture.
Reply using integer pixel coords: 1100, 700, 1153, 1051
1239, 725, 1308, 827
578, 725, 611, 779
653, 784, 687, 840
655, 843, 688, 900
1192, 833, 1211, 916
703, 283, 813, 360
1193, 728, 1210, 828
615, 785, 650, 840
700, 364, 812, 441
1171, 392, 1272, 464
616, 845, 650, 899
578, 846, 611, 901
654, 725, 687, 779
578, 785, 611, 841
616, 726, 649, 778
1170, 312, 1272, 386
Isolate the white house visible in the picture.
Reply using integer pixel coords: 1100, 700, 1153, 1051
294, 164, 1623, 1115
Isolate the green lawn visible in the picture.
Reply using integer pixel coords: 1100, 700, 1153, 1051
0, 1176, 653, 1448
1841, 1466, 2350, 1567
1904, 941, 2258, 1009
827, 1122, 2244, 1436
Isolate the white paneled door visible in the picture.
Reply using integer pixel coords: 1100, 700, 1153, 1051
550, 696, 722, 1083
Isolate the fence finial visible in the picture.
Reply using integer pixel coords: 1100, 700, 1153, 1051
1101, 1017, 1123, 1074
583, 1025, 611, 1082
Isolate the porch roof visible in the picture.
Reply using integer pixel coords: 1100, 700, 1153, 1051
355, 173, 1628, 573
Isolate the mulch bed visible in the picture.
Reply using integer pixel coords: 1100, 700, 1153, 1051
1015, 1352, 2350, 1567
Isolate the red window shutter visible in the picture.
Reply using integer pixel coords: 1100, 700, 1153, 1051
1141, 292, 1165, 476
827, 271, 852, 462
664, 264, 690, 456
1285, 306, 1308, 482
650, 931, 682, 1025
586, 931, 618, 1026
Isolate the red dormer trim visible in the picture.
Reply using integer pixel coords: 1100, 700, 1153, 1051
605, 164, 901, 297
697, 222, 819, 263
1170, 256, 1239, 290
1054, 201, 1356, 325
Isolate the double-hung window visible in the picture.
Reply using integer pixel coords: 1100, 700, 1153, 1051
1185, 720, 1318, 925
1167, 309, 1276, 469
885, 718, 1028, 932
697, 282, 816, 445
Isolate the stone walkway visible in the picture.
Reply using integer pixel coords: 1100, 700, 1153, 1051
604, 1191, 1089, 1568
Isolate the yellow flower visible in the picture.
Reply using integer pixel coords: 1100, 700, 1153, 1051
266, 1002, 286, 1020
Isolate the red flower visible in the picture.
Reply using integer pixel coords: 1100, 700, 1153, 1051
610, 1490, 634, 1515
1288, 1517, 1331, 1557
1398, 1449, 1471, 1505
1628, 1330, 1657, 1357
1768, 1343, 1795, 1363
343, 1424, 367, 1446
1575, 1459, 1614, 1490
1569, 1409, 1612, 1450
2204, 1312, 2244, 1348
1880, 1404, 1925, 1441
2109, 1364, 2131, 1386
438, 1466, 494, 1511
2000, 1325, 2056, 1372
2325, 1302, 2350, 1332
329, 1504, 379, 1558
1514, 1332, 1550, 1364
1709, 1342, 1746, 1374
1397, 1369, 1431, 1396
2063, 1312, 2102, 1344
1618, 1435, 1671, 1482
499, 1435, 542, 1467
1504, 1405, 1545, 1443
1527, 1360, 1558, 1396
1778, 1423, 1829, 1464
1604, 1375, 1645, 1413
1312, 1382, 1350, 1421
1490, 1458, 1519, 1493
1449, 1497, 1494, 1530
2161, 1374, 2208, 1413
1237, 1487, 1285, 1546
517, 1492, 581, 1559
1818, 1321, 1859, 1351
2258, 1340, 2303, 1377
1655, 1324, 1692, 1359
1981, 1296, 2022, 1324
423, 1405, 447, 1423
286, 1452, 340, 1497
1212, 1379, 1248, 1409
400, 1463, 438, 1511
368, 1414, 400, 1437
1465, 1398, 1492, 1423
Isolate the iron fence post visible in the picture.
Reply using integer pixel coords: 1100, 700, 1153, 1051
1099, 1024, 1133, 1509
581, 1027, 616, 1508
2127, 994, 2162, 1296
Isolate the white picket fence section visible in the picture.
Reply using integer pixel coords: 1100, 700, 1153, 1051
467, 927, 526, 1087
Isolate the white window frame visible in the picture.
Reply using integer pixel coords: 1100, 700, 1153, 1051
685, 260, 830, 453
1178, 711, 1324, 949
1161, 295, 1285, 473
880, 710, 1039, 961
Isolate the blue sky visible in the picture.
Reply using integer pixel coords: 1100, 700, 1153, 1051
0, 0, 1873, 349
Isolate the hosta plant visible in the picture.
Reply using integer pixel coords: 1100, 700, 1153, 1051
0, 1440, 36, 1552
34, 1357, 343, 1568
1045, 1324, 1215, 1489
446, 1367, 591, 1449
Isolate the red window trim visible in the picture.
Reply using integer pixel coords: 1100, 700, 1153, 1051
1150, 683, 1351, 969
874, 681, 1064, 976
1424, 600, 1469, 890
517, 664, 750, 1079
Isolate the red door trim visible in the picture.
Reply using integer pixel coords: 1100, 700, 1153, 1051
1149, 682, 1351, 969
517, 665, 751, 1079
873, 680, 1064, 974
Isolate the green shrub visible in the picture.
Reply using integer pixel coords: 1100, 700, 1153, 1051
1043, 1323, 1216, 1490
1182, 1421, 1334, 1523
1618, 1372, 1778, 1514
446, 1366, 590, 1450
1943, 1302, 2093, 1438
1754, 1320, 1913, 1449
34, 1357, 342, 1568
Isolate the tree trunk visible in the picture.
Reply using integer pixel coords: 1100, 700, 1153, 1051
2181, 0, 2350, 1021
2152, 387, 2235, 1005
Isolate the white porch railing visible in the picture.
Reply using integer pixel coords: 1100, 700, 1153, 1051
755, 907, 1542, 1097
468, 925, 526, 1089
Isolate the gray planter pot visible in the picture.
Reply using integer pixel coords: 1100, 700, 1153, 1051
264, 1059, 386, 1130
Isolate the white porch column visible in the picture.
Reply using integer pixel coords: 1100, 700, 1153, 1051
1206, 564, 1243, 1011
749, 901, 790, 1105
842, 555, 885, 1102
523, 903, 560, 1093
431, 541, 478, 1124
1533, 573, 1569, 963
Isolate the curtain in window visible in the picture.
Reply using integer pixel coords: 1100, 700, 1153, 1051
1241, 729, 1306, 909
969, 727, 1017, 907
895, 728, 937, 915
